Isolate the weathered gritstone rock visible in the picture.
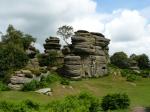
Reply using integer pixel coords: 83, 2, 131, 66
44, 37, 61, 53
62, 30, 110, 79
63, 56, 82, 79
8, 70, 35, 90
43, 36, 64, 65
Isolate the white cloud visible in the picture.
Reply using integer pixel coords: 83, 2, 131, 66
104, 9, 150, 57
0, 0, 150, 57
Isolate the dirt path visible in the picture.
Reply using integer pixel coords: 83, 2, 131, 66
132, 107, 145, 112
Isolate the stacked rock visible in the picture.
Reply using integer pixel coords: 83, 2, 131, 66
43, 37, 61, 53
8, 70, 34, 90
63, 56, 82, 80
43, 36, 64, 66
62, 30, 110, 79
72, 30, 95, 55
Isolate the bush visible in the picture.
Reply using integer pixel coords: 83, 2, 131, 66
60, 78, 70, 85
101, 93, 130, 111
47, 92, 100, 112
0, 100, 39, 112
22, 72, 62, 91
0, 81, 9, 91
24, 99, 39, 110
110, 52, 130, 69
22, 80, 39, 91
126, 74, 136, 82
39, 76, 48, 88
141, 70, 150, 78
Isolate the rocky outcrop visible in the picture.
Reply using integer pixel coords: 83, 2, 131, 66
8, 70, 34, 90
62, 30, 110, 79
63, 56, 82, 80
43, 36, 64, 66
44, 37, 61, 53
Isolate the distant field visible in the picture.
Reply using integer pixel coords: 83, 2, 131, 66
0, 75, 150, 110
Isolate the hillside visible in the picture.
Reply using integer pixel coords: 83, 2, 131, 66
0, 73, 150, 111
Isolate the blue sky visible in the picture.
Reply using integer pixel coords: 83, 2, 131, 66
96, 0, 150, 13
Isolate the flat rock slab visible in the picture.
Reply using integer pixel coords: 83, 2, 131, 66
35, 88, 52, 94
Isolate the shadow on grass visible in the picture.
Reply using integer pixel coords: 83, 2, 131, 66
145, 107, 150, 112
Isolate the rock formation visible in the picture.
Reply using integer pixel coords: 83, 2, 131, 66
62, 30, 110, 79
8, 70, 34, 90
43, 36, 64, 66
44, 37, 61, 53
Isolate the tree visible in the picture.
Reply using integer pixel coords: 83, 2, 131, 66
57, 25, 74, 45
0, 25, 35, 78
110, 52, 129, 69
2, 24, 36, 50
0, 44, 28, 78
137, 54, 149, 69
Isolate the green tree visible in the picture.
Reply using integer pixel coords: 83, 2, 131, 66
57, 25, 74, 45
0, 25, 35, 78
137, 54, 149, 69
2, 24, 36, 50
110, 52, 129, 68
0, 44, 28, 78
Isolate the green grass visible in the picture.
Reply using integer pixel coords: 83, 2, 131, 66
0, 75, 150, 111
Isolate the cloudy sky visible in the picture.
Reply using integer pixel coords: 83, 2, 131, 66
0, 0, 150, 57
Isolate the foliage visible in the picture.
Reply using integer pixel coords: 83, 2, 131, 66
126, 74, 138, 82
57, 25, 74, 45
120, 69, 141, 82
22, 72, 61, 91
137, 54, 150, 69
0, 81, 9, 91
23, 99, 39, 110
37, 51, 58, 67
0, 100, 39, 112
1, 25, 36, 50
0, 44, 29, 78
110, 52, 130, 69
0, 25, 35, 79
47, 92, 100, 112
60, 78, 70, 85
101, 93, 130, 111
22, 80, 39, 91
141, 70, 150, 78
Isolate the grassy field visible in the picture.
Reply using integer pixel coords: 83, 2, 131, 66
0, 74, 150, 110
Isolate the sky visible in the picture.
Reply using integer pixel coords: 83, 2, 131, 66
0, 0, 150, 57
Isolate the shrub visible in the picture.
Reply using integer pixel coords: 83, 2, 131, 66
22, 80, 39, 91
60, 78, 70, 85
0, 81, 9, 91
39, 76, 48, 88
24, 99, 39, 110
101, 93, 130, 111
47, 92, 100, 112
110, 52, 130, 69
46, 72, 61, 84
126, 74, 137, 82
141, 70, 150, 78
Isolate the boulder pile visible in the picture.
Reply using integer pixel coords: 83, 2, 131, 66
8, 70, 34, 90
